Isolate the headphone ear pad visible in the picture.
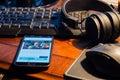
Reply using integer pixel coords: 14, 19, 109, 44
96, 12, 112, 42
85, 14, 102, 42
85, 12, 112, 42
105, 12, 120, 41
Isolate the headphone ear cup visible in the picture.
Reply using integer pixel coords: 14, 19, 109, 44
97, 12, 112, 42
85, 12, 112, 42
85, 15, 102, 41
105, 12, 120, 41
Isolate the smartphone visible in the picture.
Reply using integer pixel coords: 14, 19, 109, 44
14, 36, 53, 67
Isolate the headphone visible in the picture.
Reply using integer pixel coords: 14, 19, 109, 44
61, 0, 120, 43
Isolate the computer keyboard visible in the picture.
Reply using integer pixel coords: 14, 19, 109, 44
0, 7, 61, 37
0, 7, 89, 38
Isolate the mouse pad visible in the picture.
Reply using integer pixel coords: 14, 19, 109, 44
64, 49, 120, 80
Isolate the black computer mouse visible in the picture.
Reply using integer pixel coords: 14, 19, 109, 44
86, 43, 120, 77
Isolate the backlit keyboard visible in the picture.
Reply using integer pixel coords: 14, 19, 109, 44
0, 7, 90, 38
0, 7, 61, 37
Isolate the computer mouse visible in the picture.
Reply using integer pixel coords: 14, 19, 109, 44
85, 43, 120, 77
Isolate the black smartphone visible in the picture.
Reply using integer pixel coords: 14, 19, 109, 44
14, 36, 53, 67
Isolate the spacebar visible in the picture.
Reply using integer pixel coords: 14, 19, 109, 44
19, 29, 57, 36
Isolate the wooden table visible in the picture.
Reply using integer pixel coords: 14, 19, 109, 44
0, 0, 89, 79
0, 0, 120, 79
0, 37, 89, 80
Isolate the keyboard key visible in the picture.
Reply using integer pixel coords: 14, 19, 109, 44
4, 20, 11, 23
11, 23, 20, 28
30, 8, 36, 11
0, 8, 6, 11
36, 13, 43, 18
51, 13, 58, 19
49, 24, 56, 29
21, 23, 31, 28
17, 7, 23, 11
9, 7, 16, 11
2, 23, 11, 28
44, 13, 50, 19
41, 23, 48, 29
0, 20, 5, 23
33, 22, 40, 28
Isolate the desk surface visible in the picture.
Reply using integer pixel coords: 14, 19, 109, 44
0, 37, 90, 80
0, 1, 88, 79
0, 0, 120, 79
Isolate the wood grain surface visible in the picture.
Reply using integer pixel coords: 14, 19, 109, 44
0, 0, 120, 79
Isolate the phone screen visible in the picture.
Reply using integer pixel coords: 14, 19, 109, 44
14, 36, 53, 67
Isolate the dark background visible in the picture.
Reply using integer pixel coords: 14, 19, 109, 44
0, 0, 58, 7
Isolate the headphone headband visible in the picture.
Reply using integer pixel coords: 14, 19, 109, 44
61, 0, 120, 42
62, 0, 114, 21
